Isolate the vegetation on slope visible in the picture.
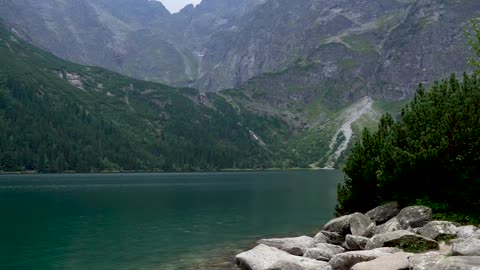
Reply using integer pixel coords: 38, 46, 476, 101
0, 26, 291, 173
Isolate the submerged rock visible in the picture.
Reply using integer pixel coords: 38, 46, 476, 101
328, 248, 401, 270
366, 202, 400, 225
397, 206, 432, 229
418, 221, 458, 240
366, 230, 438, 251
257, 236, 316, 256
236, 244, 332, 270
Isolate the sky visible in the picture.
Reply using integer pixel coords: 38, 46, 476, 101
158, 0, 202, 13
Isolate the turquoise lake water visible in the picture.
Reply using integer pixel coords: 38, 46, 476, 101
0, 170, 343, 270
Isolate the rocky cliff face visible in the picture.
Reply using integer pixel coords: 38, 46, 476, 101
0, 0, 477, 100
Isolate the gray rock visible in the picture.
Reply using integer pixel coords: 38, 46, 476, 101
418, 221, 458, 240
304, 243, 345, 261
345, 235, 369, 251
328, 248, 401, 270
323, 213, 375, 237
317, 231, 345, 246
323, 215, 351, 235
258, 236, 316, 256
349, 213, 376, 237
375, 217, 402, 234
458, 226, 479, 239
452, 238, 480, 256
397, 206, 432, 229
366, 202, 400, 225
236, 244, 333, 270
409, 252, 480, 270
351, 252, 412, 270
366, 230, 439, 251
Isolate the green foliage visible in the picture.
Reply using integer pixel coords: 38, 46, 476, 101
467, 18, 480, 74
337, 74, 480, 222
0, 27, 291, 173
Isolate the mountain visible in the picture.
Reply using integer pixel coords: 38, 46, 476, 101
0, 0, 478, 170
0, 25, 294, 172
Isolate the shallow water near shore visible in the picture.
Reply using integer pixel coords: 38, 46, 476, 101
0, 171, 343, 270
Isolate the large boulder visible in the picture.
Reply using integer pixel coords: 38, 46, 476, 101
458, 226, 478, 239
323, 213, 375, 237
349, 213, 376, 237
396, 206, 432, 229
257, 236, 317, 256
328, 248, 401, 270
451, 238, 480, 256
409, 252, 480, 270
351, 252, 412, 270
344, 235, 369, 251
366, 230, 439, 251
375, 217, 402, 234
236, 244, 333, 270
323, 215, 352, 235
366, 202, 400, 225
418, 221, 458, 240
316, 231, 345, 245
304, 243, 345, 261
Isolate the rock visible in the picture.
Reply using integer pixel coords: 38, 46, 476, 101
317, 231, 345, 245
345, 235, 369, 251
323, 215, 351, 235
458, 226, 478, 239
351, 252, 412, 270
366, 202, 400, 224
323, 213, 375, 237
328, 248, 401, 270
349, 213, 376, 237
375, 217, 402, 234
366, 230, 439, 251
452, 238, 480, 256
409, 252, 480, 270
418, 221, 458, 240
408, 252, 445, 270
397, 206, 432, 229
257, 236, 317, 256
236, 244, 333, 270
304, 243, 345, 261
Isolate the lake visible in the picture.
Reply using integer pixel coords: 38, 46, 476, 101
0, 170, 343, 270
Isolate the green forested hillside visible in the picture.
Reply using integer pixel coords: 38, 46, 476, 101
0, 27, 291, 173
337, 74, 480, 223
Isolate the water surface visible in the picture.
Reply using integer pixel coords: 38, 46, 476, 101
0, 171, 342, 270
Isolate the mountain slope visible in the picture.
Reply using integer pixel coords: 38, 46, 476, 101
0, 26, 292, 172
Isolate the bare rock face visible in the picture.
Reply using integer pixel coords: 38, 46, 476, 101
328, 248, 401, 270
366, 230, 439, 251
257, 236, 317, 256
418, 221, 458, 241
235, 244, 333, 270
366, 202, 400, 225
396, 206, 432, 229
351, 252, 412, 270
451, 238, 480, 256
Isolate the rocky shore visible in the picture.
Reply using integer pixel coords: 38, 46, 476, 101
235, 203, 480, 270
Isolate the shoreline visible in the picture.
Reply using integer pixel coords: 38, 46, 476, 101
0, 167, 338, 176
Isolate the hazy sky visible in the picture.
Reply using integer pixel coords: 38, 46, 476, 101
159, 0, 202, 13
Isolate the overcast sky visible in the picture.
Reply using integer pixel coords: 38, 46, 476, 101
159, 0, 202, 13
